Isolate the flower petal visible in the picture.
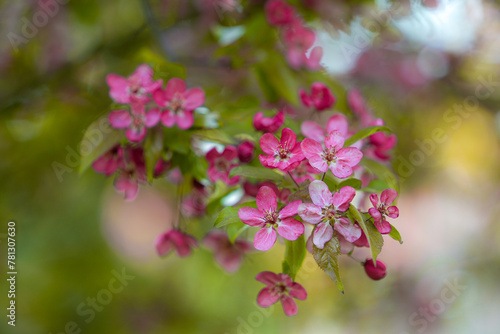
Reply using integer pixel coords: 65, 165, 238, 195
279, 200, 301, 219
300, 138, 323, 159
332, 186, 356, 211
126, 127, 146, 142
289, 283, 307, 300
161, 110, 176, 127
334, 217, 361, 243
324, 131, 345, 151
155, 232, 174, 257
277, 218, 304, 241
308, 155, 328, 172
238, 207, 265, 227
256, 186, 278, 213
114, 175, 138, 201
337, 147, 363, 167
176, 110, 194, 129
254, 227, 277, 251
144, 108, 161, 127
183, 88, 205, 110
326, 114, 349, 137
369, 194, 379, 208
106, 74, 130, 104
260, 133, 279, 156
381, 189, 398, 205
165, 78, 186, 100
309, 180, 333, 207
374, 219, 392, 234
298, 203, 323, 225
109, 110, 131, 129
387, 205, 399, 218
256, 271, 280, 285
280, 295, 298, 316
313, 222, 333, 249
280, 128, 297, 151
257, 287, 280, 307
301, 120, 324, 142
215, 251, 243, 273
330, 162, 353, 179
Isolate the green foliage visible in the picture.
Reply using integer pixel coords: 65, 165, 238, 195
344, 125, 392, 147
214, 201, 257, 228
337, 178, 362, 190
282, 235, 306, 281
349, 204, 383, 263
144, 126, 164, 182
388, 224, 403, 244
361, 157, 400, 193
229, 165, 284, 182
312, 233, 344, 293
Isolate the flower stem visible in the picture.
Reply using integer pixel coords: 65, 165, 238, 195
321, 172, 326, 181
287, 171, 300, 190
348, 253, 363, 264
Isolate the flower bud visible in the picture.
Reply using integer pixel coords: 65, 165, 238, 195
364, 259, 387, 280
237, 140, 255, 163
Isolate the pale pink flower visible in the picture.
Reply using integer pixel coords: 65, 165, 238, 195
182, 181, 208, 218
203, 231, 253, 273
283, 21, 322, 69
256, 271, 307, 316
253, 110, 285, 133
265, 0, 296, 27
301, 131, 363, 179
368, 189, 399, 234
206, 146, 240, 185
299, 82, 335, 111
153, 78, 205, 129
238, 186, 303, 251
347, 88, 372, 126
155, 229, 198, 258
259, 128, 305, 171
364, 259, 387, 280
106, 64, 162, 104
109, 104, 161, 142
301, 113, 349, 143
298, 180, 361, 249
113, 147, 147, 201
289, 160, 321, 183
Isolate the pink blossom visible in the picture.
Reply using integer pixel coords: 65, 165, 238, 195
301, 131, 363, 179
203, 231, 253, 273
109, 104, 161, 142
182, 181, 208, 217
259, 128, 305, 171
243, 181, 290, 204
153, 159, 171, 178
347, 88, 372, 126
283, 22, 322, 69
289, 160, 321, 183
368, 189, 399, 234
106, 64, 162, 105
253, 110, 285, 133
206, 146, 240, 185
155, 229, 198, 258
299, 82, 336, 111
153, 78, 205, 129
353, 228, 369, 248
256, 271, 307, 316
113, 147, 147, 201
92, 145, 123, 176
298, 180, 361, 249
365, 119, 397, 161
237, 140, 255, 163
265, 0, 296, 27
363, 259, 387, 280
238, 186, 303, 251
301, 113, 350, 143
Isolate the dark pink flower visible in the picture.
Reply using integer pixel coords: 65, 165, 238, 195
243, 181, 290, 204
106, 64, 162, 104
298, 180, 361, 249
368, 189, 399, 234
253, 110, 285, 133
259, 128, 305, 171
237, 140, 255, 163
301, 131, 363, 179
155, 229, 198, 258
256, 271, 307, 316
109, 104, 161, 142
347, 88, 372, 126
92, 145, 123, 176
364, 259, 387, 280
265, 0, 296, 27
153, 159, 171, 178
182, 181, 208, 217
299, 82, 336, 111
203, 231, 253, 273
113, 147, 147, 201
238, 186, 303, 251
365, 119, 397, 161
353, 228, 369, 248
206, 146, 240, 185
153, 78, 205, 129
283, 22, 322, 69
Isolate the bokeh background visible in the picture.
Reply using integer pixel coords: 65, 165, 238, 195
1, 0, 500, 333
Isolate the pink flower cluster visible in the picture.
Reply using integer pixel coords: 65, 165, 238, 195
265, 0, 322, 69
106, 64, 205, 142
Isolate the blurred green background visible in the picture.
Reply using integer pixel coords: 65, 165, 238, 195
1, 0, 500, 333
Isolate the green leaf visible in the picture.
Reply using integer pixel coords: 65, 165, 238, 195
229, 165, 284, 182
349, 204, 383, 263
144, 127, 164, 183
79, 116, 124, 174
312, 234, 344, 293
388, 224, 403, 244
344, 126, 391, 147
212, 25, 246, 46
361, 158, 400, 193
214, 201, 257, 228
227, 222, 250, 243
282, 235, 306, 281
192, 108, 221, 129
337, 178, 362, 190
361, 179, 390, 193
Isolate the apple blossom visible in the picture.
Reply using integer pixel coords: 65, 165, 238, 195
256, 271, 307, 316
368, 189, 399, 234
259, 127, 305, 171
